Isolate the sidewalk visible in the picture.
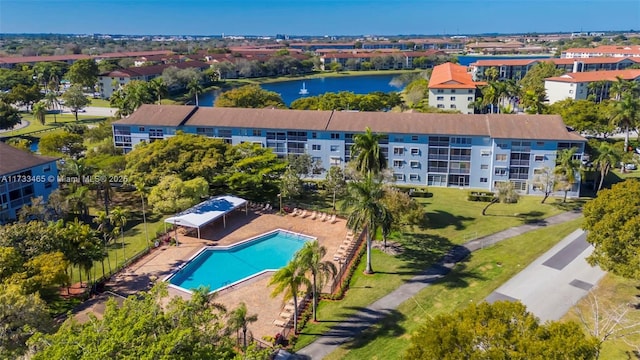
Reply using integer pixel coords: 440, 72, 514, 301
295, 211, 583, 359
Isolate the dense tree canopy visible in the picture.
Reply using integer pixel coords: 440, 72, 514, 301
39, 130, 86, 158
62, 84, 91, 121
290, 91, 402, 111
66, 59, 99, 89
148, 175, 209, 213
405, 301, 598, 359
583, 179, 640, 279
214, 84, 286, 108
0, 100, 22, 130
547, 99, 614, 137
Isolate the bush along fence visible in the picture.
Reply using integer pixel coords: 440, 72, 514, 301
468, 191, 495, 202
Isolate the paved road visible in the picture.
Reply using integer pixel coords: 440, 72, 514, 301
295, 211, 583, 360
486, 229, 605, 322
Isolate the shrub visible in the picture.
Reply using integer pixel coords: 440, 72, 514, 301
468, 191, 495, 202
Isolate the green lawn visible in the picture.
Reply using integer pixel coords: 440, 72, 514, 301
86, 97, 112, 108
320, 218, 583, 359
292, 188, 575, 350
0, 113, 106, 139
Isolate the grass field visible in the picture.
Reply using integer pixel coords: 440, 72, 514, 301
0, 113, 106, 139
291, 188, 575, 350
318, 218, 583, 359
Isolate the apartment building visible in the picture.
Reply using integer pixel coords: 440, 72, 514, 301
0, 143, 59, 222
561, 45, 640, 58
544, 69, 640, 104
112, 105, 585, 198
319, 50, 445, 70
428, 62, 484, 114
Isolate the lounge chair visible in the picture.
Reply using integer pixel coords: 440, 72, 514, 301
329, 214, 337, 224
279, 311, 293, 319
299, 210, 308, 218
273, 319, 291, 327
284, 303, 296, 312
318, 213, 327, 221
310, 211, 317, 220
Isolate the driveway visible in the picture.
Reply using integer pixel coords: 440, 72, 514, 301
486, 229, 606, 321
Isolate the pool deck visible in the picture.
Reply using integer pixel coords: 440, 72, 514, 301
103, 208, 349, 343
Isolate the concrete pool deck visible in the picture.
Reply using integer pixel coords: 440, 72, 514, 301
103, 209, 349, 342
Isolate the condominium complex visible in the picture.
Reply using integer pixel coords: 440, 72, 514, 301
428, 62, 484, 114
545, 69, 640, 104
0, 143, 59, 222
112, 105, 585, 197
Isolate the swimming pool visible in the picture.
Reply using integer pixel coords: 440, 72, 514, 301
167, 229, 315, 293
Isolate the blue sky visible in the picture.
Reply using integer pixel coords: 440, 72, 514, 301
1, 0, 638, 36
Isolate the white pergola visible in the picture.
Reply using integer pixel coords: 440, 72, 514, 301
164, 195, 248, 239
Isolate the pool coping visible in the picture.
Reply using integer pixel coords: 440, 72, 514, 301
164, 228, 316, 295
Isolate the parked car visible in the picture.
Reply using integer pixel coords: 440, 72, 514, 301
626, 163, 637, 171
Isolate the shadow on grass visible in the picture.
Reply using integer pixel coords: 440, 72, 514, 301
548, 198, 587, 212
297, 306, 405, 350
396, 233, 453, 274
425, 210, 473, 230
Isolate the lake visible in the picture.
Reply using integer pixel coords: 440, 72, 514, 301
198, 74, 403, 107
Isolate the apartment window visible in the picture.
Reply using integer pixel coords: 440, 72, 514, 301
534, 155, 544, 162
393, 147, 404, 155
437, 89, 444, 93
330, 157, 341, 165
252, 129, 262, 136
569, 90, 573, 94
218, 129, 232, 138
468, 89, 474, 93
409, 174, 420, 181
451, 89, 456, 93
437, 96, 444, 101
480, 164, 489, 170
44, 182, 53, 189
43, 164, 51, 172
411, 135, 419, 141
533, 168, 546, 175
312, 144, 321, 151
311, 132, 317, 139
450, 104, 457, 109
480, 177, 488, 183
330, 133, 340, 139
481, 150, 491, 157
149, 128, 164, 138
495, 154, 507, 161
394, 173, 405, 181
467, 97, 473, 101
410, 161, 421, 169
450, 96, 456, 101
496, 141, 508, 149
138, 127, 145, 132
410, 148, 420, 156
330, 145, 339, 152
393, 160, 404, 168
536, 141, 545, 146
495, 167, 507, 176
437, 104, 444, 108
451, 137, 472, 145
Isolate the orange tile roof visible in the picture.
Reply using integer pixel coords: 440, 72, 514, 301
471, 57, 640, 67
545, 69, 640, 83
563, 45, 640, 56
428, 62, 478, 89
470, 59, 544, 66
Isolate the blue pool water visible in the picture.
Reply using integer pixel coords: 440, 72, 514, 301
168, 229, 314, 292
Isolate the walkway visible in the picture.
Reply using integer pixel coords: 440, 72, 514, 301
295, 211, 583, 359
486, 229, 605, 321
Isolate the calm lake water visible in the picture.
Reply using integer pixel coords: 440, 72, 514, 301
199, 74, 403, 107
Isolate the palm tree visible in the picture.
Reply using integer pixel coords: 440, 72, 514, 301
295, 240, 337, 322
521, 87, 548, 114
229, 302, 258, 349
482, 181, 520, 216
610, 92, 640, 150
135, 181, 150, 249
609, 76, 640, 101
44, 91, 59, 123
93, 210, 113, 276
554, 148, 582, 202
109, 207, 128, 265
64, 218, 102, 289
149, 78, 168, 105
269, 260, 310, 334
341, 173, 390, 274
593, 143, 621, 192
32, 101, 47, 125
187, 78, 203, 106
67, 185, 91, 220
480, 84, 498, 114
351, 127, 387, 176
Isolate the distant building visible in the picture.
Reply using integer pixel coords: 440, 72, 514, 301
428, 62, 485, 114
561, 45, 640, 58
0, 142, 58, 223
544, 69, 640, 104
319, 50, 445, 71
0, 50, 172, 69
98, 60, 210, 98
112, 104, 585, 198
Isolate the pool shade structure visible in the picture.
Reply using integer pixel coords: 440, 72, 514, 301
164, 195, 248, 238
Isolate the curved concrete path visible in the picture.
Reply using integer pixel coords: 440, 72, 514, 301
295, 211, 583, 359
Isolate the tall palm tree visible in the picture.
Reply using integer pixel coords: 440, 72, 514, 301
554, 148, 582, 203
135, 181, 150, 249
32, 101, 47, 125
610, 92, 640, 150
187, 78, 203, 106
44, 91, 59, 123
480, 83, 498, 114
609, 76, 640, 101
521, 87, 547, 114
269, 260, 310, 334
93, 210, 113, 276
295, 240, 337, 322
351, 127, 387, 176
149, 78, 168, 105
341, 173, 390, 274
109, 207, 128, 265
593, 142, 621, 193
229, 302, 258, 349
